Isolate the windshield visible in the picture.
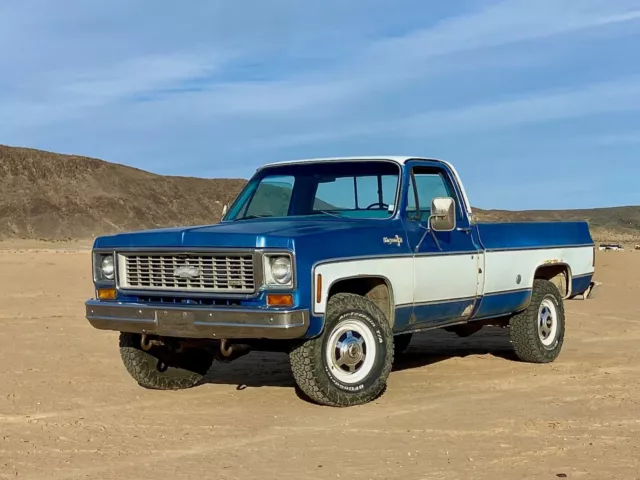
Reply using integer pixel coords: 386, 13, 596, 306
226, 160, 401, 221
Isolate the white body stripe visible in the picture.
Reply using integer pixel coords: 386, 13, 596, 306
483, 246, 594, 294
312, 246, 594, 315
314, 257, 415, 314
412, 253, 480, 304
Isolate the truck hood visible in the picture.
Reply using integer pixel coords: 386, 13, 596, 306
93, 217, 383, 250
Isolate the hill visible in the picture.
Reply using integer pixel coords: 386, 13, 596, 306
0, 145, 245, 240
1, 144, 638, 242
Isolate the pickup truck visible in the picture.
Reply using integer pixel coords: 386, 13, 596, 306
86, 156, 598, 407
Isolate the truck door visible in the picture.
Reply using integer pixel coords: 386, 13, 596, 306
402, 160, 484, 327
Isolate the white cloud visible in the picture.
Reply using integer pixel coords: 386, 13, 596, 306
403, 78, 640, 134
246, 77, 640, 149
2, 0, 639, 131
364, 0, 640, 64
58, 54, 227, 100
121, 0, 640, 122
593, 132, 640, 146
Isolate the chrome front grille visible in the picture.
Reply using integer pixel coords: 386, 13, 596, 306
118, 252, 256, 293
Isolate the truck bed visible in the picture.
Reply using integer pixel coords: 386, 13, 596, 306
470, 221, 595, 320
475, 220, 594, 251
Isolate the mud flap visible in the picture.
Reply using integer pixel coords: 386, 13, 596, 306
584, 281, 601, 300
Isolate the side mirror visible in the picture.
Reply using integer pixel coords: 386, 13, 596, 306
222, 204, 228, 216
429, 197, 456, 231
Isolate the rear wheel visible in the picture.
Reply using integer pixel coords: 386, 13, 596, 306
289, 293, 394, 407
119, 333, 214, 390
509, 279, 565, 363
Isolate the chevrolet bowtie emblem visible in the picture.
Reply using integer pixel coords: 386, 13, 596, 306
173, 265, 201, 279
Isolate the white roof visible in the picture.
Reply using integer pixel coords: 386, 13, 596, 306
261, 155, 430, 167
259, 155, 473, 216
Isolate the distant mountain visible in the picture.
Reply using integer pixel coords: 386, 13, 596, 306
1, 144, 637, 242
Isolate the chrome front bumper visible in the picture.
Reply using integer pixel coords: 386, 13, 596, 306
85, 300, 309, 339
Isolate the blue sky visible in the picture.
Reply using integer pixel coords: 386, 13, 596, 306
1, 0, 639, 210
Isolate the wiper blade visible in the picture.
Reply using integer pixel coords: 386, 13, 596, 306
237, 214, 271, 221
311, 210, 343, 218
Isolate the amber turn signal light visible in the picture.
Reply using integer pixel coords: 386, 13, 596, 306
316, 274, 322, 304
97, 288, 117, 300
267, 294, 293, 307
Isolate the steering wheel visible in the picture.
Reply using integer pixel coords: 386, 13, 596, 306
365, 201, 389, 210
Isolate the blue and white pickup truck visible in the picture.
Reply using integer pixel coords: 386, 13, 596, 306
86, 156, 598, 406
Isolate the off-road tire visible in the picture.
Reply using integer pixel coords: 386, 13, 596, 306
119, 332, 214, 390
289, 293, 394, 407
394, 333, 413, 355
509, 279, 565, 363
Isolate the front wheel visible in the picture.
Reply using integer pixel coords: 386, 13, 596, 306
119, 333, 214, 390
509, 279, 565, 363
289, 293, 394, 407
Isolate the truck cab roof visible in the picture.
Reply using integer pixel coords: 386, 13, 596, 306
259, 156, 473, 216
262, 155, 439, 167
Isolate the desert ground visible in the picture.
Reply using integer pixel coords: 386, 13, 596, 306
1, 244, 639, 480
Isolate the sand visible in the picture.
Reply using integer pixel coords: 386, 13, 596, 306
1, 246, 639, 479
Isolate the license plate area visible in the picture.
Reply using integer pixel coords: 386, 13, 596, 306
156, 310, 196, 331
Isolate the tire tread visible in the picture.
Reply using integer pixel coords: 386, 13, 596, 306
509, 279, 565, 363
290, 293, 394, 407
119, 333, 213, 390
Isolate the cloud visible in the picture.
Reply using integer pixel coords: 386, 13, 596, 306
3, 0, 639, 132
365, 0, 640, 64
240, 77, 640, 149
58, 54, 227, 102
152, 0, 640, 119
593, 132, 640, 146
403, 77, 640, 134
106, 0, 640, 123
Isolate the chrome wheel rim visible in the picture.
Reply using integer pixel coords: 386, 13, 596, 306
538, 298, 558, 346
325, 319, 377, 384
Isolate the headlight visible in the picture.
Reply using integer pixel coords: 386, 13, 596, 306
101, 256, 115, 280
263, 255, 293, 286
94, 253, 115, 282
271, 257, 292, 284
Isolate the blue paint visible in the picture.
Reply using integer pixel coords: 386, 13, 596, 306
395, 297, 478, 332
90, 158, 595, 340
306, 315, 325, 337
571, 274, 593, 296
476, 221, 594, 251
393, 307, 414, 332
471, 289, 532, 320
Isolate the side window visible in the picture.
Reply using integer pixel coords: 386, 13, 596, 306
244, 175, 295, 217
406, 169, 453, 221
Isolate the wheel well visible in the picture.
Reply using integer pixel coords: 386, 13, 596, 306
534, 264, 570, 298
328, 277, 394, 327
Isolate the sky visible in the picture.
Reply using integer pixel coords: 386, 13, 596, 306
1, 0, 639, 210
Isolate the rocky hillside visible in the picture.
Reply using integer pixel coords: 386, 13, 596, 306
0, 145, 245, 240
1, 144, 638, 242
